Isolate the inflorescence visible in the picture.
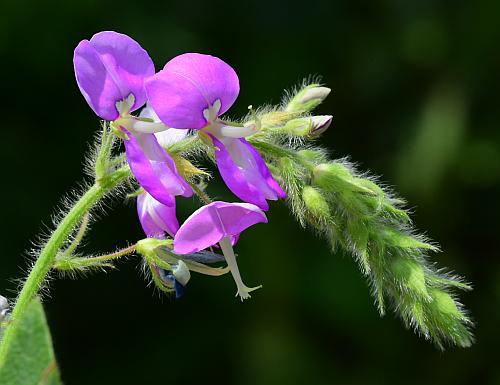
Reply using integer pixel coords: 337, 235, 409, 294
7, 30, 473, 350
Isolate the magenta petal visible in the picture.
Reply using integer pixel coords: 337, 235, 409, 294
173, 201, 267, 254
137, 192, 179, 238
145, 53, 239, 129
124, 131, 193, 206
210, 135, 285, 210
244, 140, 287, 200
73, 31, 154, 120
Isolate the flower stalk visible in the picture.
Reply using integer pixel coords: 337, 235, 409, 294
0, 138, 132, 368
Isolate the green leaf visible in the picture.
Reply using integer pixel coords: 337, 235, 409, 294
0, 298, 61, 385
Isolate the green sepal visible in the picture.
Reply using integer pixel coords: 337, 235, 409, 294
391, 257, 430, 300
381, 228, 438, 251
302, 186, 331, 222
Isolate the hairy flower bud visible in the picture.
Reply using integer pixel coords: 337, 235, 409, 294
286, 85, 331, 112
282, 115, 333, 136
391, 257, 428, 299
312, 163, 351, 188
429, 289, 461, 318
302, 186, 331, 220
312, 163, 374, 194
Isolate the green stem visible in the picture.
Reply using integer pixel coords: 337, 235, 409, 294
81, 244, 136, 264
248, 139, 315, 170
95, 125, 114, 179
0, 167, 130, 368
60, 212, 90, 257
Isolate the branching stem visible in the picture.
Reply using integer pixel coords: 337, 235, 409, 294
0, 166, 131, 368
60, 212, 90, 257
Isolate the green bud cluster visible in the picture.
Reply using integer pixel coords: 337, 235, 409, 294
245, 82, 473, 349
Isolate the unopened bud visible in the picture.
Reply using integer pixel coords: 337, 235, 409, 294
391, 258, 428, 298
353, 178, 384, 196
286, 85, 331, 112
429, 289, 461, 318
313, 163, 375, 194
312, 163, 352, 188
302, 186, 330, 219
283, 115, 332, 136
310, 115, 333, 136
298, 149, 326, 163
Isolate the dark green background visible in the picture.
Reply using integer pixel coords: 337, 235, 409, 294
1, 0, 499, 384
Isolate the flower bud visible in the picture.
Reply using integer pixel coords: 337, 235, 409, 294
286, 85, 331, 112
391, 257, 428, 298
282, 115, 332, 137
309, 115, 333, 136
297, 149, 327, 165
429, 289, 461, 318
312, 163, 352, 189
312, 163, 375, 195
302, 186, 331, 219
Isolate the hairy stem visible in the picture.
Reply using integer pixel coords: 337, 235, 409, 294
60, 212, 90, 257
80, 244, 136, 264
0, 166, 130, 367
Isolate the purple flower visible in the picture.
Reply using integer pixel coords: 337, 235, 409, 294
124, 130, 192, 206
145, 53, 285, 210
135, 126, 192, 237
74, 31, 192, 206
137, 191, 179, 238
174, 201, 267, 300
73, 31, 155, 121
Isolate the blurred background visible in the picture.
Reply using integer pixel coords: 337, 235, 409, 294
1, 0, 499, 384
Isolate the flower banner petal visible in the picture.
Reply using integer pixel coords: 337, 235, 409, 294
145, 53, 239, 129
74, 31, 154, 120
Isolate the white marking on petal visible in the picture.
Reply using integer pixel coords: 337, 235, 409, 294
213, 99, 221, 115
202, 99, 223, 124
115, 93, 136, 116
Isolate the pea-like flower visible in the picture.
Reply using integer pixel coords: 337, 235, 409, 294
136, 124, 190, 238
73, 31, 192, 206
145, 53, 286, 210
173, 201, 267, 300
137, 191, 179, 238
